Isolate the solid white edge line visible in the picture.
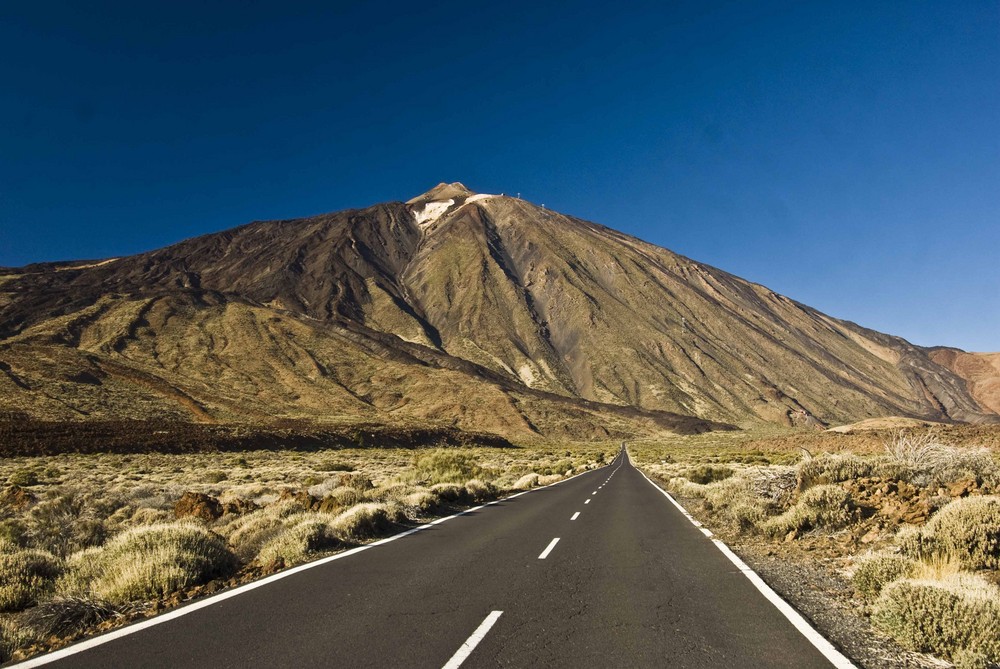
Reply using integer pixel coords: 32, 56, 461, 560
441, 610, 503, 669
632, 461, 857, 669
571, 512, 580, 520
538, 537, 560, 559
16, 461, 614, 668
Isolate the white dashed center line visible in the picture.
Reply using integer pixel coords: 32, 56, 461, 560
442, 611, 503, 669
585, 499, 591, 504
571, 512, 580, 520
538, 538, 560, 560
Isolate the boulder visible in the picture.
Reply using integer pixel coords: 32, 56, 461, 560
174, 492, 223, 522
0, 485, 35, 510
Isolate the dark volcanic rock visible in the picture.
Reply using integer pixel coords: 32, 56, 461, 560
0, 182, 995, 439
174, 492, 223, 522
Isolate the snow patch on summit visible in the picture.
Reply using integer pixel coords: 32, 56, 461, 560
413, 199, 454, 227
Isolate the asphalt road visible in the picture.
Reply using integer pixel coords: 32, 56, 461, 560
35, 451, 845, 668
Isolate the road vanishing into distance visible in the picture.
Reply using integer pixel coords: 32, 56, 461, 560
28, 451, 852, 668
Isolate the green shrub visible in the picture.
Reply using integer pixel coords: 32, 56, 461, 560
60, 522, 236, 603
0, 540, 63, 611
762, 484, 852, 537
852, 554, 917, 601
902, 496, 1000, 570
873, 575, 1000, 663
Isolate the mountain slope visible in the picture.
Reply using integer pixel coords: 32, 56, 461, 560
0, 183, 995, 441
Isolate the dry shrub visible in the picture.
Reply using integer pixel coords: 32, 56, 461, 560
410, 451, 482, 485
60, 522, 236, 603
0, 617, 37, 663
430, 483, 470, 505
797, 453, 876, 490
315, 460, 354, 473
464, 479, 496, 503
0, 540, 63, 611
884, 434, 997, 486
852, 553, 917, 601
331, 503, 403, 542
336, 473, 374, 492
513, 473, 540, 490
533, 459, 573, 476
761, 484, 852, 537
318, 487, 364, 513
703, 477, 772, 532
536, 474, 563, 486
685, 465, 734, 485
402, 491, 440, 515
23, 596, 134, 637
666, 477, 708, 498
743, 466, 797, 505
899, 496, 1000, 570
306, 477, 341, 498
873, 574, 1000, 663
221, 500, 305, 562
7, 470, 39, 487
126, 508, 174, 527
256, 515, 342, 566
23, 493, 107, 557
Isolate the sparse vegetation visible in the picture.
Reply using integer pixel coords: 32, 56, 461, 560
899, 495, 1000, 570
0, 444, 607, 660
0, 617, 38, 664
633, 425, 1000, 668
872, 574, 1000, 663
59, 522, 237, 603
0, 540, 62, 611
852, 553, 917, 601
760, 484, 852, 537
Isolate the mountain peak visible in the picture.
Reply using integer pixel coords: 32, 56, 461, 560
406, 182, 476, 205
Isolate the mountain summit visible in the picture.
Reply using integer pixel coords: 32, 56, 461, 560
0, 183, 996, 441
406, 182, 477, 205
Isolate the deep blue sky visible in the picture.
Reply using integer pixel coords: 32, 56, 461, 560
2, 1, 997, 351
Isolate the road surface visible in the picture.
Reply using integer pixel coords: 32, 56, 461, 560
31, 451, 847, 668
